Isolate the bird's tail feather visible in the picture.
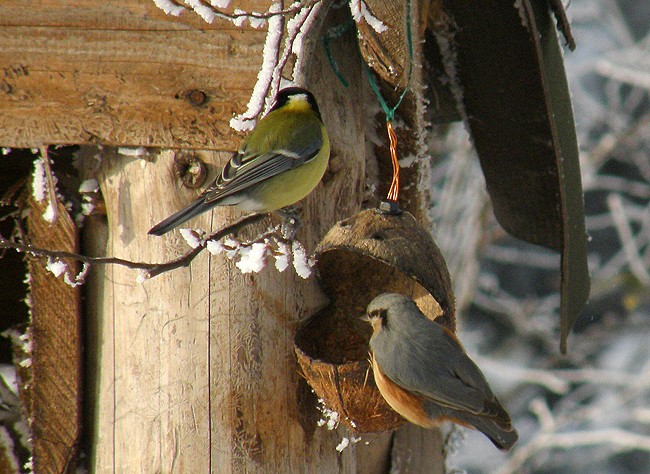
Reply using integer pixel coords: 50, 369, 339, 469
148, 198, 209, 236
466, 415, 519, 451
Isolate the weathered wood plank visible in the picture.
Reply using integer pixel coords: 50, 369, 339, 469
27, 190, 82, 473
0, 0, 268, 149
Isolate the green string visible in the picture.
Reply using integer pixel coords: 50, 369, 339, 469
324, 0, 414, 116
365, 0, 414, 122
323, 20, 354, 88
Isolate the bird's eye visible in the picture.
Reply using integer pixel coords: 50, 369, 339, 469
369, 308, 388, 326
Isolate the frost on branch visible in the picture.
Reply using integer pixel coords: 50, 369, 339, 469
152, 0, 184, 16
200, 226, 314, 279
180, 228, 205, 249
45, 258, 90, 288
45, 258, 66, 278
31, 159, 46, 203
349, 0, 387, 33
291, 240, 314, 279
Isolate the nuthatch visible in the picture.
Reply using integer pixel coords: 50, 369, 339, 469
364, 293, 518, 450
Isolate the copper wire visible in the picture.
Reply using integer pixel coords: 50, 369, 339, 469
386, 121, 400, 202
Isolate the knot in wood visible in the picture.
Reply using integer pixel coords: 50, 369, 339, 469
173, 151, 207, 189
186, 89, 207, 106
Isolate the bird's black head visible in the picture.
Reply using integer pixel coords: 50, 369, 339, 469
364, 306, 389, 333
269, 87, 322, 120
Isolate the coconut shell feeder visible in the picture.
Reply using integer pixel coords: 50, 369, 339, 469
294, 208, 456, 433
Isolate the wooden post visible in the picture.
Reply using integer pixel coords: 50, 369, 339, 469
1, 0, 445, 471
83, 6, 386, 472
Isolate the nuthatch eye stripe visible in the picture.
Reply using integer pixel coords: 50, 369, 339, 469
364, 293, 518, 451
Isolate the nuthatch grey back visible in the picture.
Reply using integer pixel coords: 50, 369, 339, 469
364, 293, 518, 450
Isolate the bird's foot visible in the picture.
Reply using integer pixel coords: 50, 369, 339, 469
277, 205, 302, 240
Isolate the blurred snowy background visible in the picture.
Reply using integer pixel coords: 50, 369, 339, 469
428, 1, 650, 472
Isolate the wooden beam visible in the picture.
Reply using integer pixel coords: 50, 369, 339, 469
0, 1, 269, 149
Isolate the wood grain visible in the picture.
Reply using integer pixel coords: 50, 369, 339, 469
82, 3, 395, 471
0, 0, 267, 149
27, 191, 82, 473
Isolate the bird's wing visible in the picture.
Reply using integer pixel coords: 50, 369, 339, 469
202, 126, 323, 203
378, 330, 503, 418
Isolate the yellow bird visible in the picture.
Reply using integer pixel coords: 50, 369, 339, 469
149, 87, 330, 236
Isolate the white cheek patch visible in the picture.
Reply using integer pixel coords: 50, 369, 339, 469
288, 93, 308, 103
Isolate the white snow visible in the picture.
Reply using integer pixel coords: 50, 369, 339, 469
46, 258, 67, 277
42, 202, 56, 223
63, 263, 90, 288
206, 239, 226, 255
274, 241, 290, 272
23, 456, 33, 472
180, 228, 204, 249
350, 0, 387, 33
153, 0, 184, 16
221, 237, 240, 259
316, 399, 340, 430
291, 240, 314, 279
136, 270, 149, 284
235, 242, 268, 273
184, 0, 216, 23
249, 13, 266, 29
335, 437, 349, 452
31, 158, 46, 202
232, 9, 248, 28
78, 178, 99, 193
230, 3, 283, 131
286, 1, 324, 84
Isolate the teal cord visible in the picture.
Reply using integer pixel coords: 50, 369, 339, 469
323, 0, 415, 208
323, 20, 354, 88
365, 0, 414, 122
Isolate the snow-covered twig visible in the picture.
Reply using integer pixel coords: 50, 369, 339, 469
155, 0, 320, 25
0, 213, 268, 280
230, 1, 323, 130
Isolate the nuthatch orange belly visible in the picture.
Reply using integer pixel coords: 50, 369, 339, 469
364, 293, 518, 450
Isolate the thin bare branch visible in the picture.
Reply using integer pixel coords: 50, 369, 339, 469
0, 212, 269, 279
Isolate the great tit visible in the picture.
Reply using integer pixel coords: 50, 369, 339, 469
148, 87, 330, 236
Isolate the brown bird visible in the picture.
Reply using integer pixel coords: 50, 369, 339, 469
364, 293, 518, 450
